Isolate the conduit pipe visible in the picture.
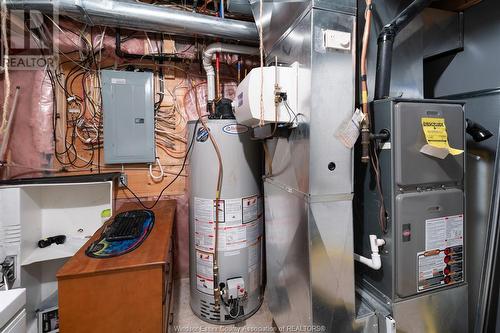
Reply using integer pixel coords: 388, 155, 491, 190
374, 0, 434, 99
6, 0, 258, 43
203, 42, 258, 104
354, 235, 385, 270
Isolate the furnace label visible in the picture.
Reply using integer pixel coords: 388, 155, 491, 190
196, 251, 214, 295
417, 245, 464, 292
425, 214, 463, 251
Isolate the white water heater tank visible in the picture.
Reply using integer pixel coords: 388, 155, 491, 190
188, 119, 264, 324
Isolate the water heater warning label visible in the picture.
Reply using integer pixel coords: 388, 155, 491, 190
425, 214, 463, 250
194, 196, 263, 253
218, 225, 247, 251
248, 240, 261, 292
194, 220, 215, 253
196, 251, 214, 295
242, 195, 261, 223
194, 197, 214, 222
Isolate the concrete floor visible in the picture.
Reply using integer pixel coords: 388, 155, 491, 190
172, 278, 274, 332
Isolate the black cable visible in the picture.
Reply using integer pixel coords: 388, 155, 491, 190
120, 119, 200, 210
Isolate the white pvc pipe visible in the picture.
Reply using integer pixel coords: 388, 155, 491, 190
203, 43, 258, 103
354, 234, 385, 270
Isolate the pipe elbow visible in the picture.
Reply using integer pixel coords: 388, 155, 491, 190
354, 253, 382, 270
354, 235, 385, 270
202, 43, 222, 74
378, 26, 396, 43
370, 253, 382, 270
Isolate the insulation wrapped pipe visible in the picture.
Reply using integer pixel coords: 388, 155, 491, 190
202, 43, 258, 104
6, 0, 258, 43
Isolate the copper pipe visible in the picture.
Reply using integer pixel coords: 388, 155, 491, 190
360, 0, 373, 163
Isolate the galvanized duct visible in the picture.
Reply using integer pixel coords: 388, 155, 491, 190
6, 0, 258, 43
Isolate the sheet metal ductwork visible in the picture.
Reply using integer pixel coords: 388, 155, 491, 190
6, 0, 258, 43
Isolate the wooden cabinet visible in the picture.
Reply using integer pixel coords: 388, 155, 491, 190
57, 200, 176, 333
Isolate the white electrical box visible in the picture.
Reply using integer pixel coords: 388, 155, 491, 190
323, 29, 351, 51
233, 63, 299, 127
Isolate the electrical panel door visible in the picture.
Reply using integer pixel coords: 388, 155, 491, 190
102, 70, 155, 164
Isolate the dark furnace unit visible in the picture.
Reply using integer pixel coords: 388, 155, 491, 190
356, 99, 467, 332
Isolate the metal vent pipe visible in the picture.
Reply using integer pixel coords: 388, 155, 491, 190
374, 0, 434, 99
6, 0, 258, 43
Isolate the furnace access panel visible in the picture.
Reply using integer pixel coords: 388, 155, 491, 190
102, 70, 155, 164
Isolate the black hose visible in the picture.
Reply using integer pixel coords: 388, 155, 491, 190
374, 0, 434, 100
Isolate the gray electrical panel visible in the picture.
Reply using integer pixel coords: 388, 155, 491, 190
102, 70, 155, 164
356, 99, 468, 332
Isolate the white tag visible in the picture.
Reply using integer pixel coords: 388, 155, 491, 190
111, 78, 126, 84
335, 108, 365, 149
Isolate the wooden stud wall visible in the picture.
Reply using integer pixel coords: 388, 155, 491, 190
54, 60, 194, 199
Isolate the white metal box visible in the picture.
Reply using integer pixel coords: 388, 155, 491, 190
233, 64, 299, 127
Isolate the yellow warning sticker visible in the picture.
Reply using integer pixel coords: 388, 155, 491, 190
421, 117, 463, 158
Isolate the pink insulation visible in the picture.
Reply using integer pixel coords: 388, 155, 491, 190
0, 70, 54, 179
